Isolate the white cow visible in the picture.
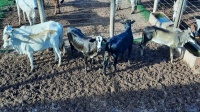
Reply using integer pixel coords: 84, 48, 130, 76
173, 0, 187, 22
116, 0, 141, 14
15, 0, 37, 25
3, 26, 62, 71
18, 21, 65, 53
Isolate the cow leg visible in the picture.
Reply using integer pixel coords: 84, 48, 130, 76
57, 0, 61, 14
170, 47, 175, 63
53, 48, 58, 61
119, 53, 123, 60
26, 13, 32, 25
113, 54, 118, 72
69, 43, 75, 55
140, 34, 149, 56
131, 0, 137, 14
53, 0, 57, 15
42, 0, 46, 9
16, 4, 21, 25
127, 44, 132, 65
23, 11, 26, 21
84, 55, 88, 74
89, 58, 94, 69
103, 51, 109, 75
32, 17, 36, 25
27, 52, 34, 72
62, 42, 66, 56
116, 0, 122, 10
54, 46, 62, 67
32, 10, 36, 25
54, 4, 57, 15
140, 44, 145, 56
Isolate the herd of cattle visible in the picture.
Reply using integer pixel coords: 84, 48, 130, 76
1, 0, 199, 75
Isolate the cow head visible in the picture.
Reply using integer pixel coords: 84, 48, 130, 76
3, 25, 13, 48
182, 28, 196, 45
89, 36, 107, 52
120, 19, 135, 29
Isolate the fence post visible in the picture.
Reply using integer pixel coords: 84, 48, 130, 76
37, 0, 46, 23
110, 0, 115, 38
153, 0, 159, 13
174, 0, 185, 28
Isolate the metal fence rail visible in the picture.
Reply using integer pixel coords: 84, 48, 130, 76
0, 0, 113, 38
142, 0, 200, 30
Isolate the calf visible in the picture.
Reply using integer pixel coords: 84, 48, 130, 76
116, 0, 141, 14
140, 26, 195, 63
15, 0, 37, 25
67, 27, 106, 74
103, 20, 135, 75
3, 26, 63, 72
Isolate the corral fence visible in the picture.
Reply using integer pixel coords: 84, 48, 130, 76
1, 0, 200, 47
0, 0, 126, 39
142, 0, 200, 30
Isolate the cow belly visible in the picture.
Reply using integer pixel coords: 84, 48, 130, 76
152, 37, 174, 47
26, 41, 56, 52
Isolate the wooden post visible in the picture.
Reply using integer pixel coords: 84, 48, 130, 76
37, 0, 46, 23
174, 0, 185, 28
110, 0, 115, 38
153, 0, 159, 13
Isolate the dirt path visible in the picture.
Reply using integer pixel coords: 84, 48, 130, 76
0, 0, 200, 111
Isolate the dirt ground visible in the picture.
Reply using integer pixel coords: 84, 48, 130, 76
0, 0, 200, 111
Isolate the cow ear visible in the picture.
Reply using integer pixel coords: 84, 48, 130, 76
120, 20, 125, 24
131, 20, 135, 24
89, 39, 96, 42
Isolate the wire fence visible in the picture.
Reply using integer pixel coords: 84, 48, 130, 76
0, 0, 111, 38
1, 0, 200, 40
142, 0, 200, 30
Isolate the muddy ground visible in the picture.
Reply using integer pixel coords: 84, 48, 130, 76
0, 0, 200, 111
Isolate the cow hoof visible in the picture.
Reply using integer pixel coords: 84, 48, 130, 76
116, 7, 121, 11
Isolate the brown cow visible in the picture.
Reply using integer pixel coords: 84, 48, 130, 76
42, 0, 61, 15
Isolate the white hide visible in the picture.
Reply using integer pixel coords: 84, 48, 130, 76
15, 0, 37, 25
3, 27, 62, 71
173, 0, 187, 22
19, 21, 64, 50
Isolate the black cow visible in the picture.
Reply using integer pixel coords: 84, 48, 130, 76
67, 27, 106, 74
103, 20, 135, 75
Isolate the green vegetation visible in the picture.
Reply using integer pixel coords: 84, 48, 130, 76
133, 38, 142, 44
127, 0, 150, 21
137, 5, 150, 21
0, 0, 14, 18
